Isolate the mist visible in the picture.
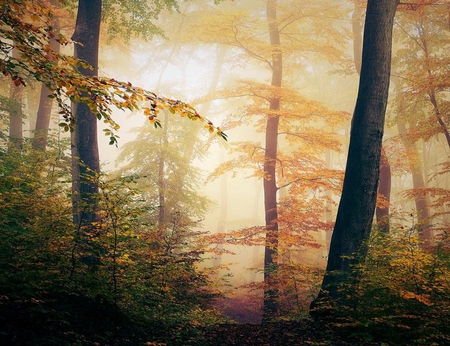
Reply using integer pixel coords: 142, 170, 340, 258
2, 0, 450, 344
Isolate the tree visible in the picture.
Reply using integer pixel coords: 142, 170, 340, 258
311, 0, 399, 313
71, 0, 102, 225
393, 1, 450, 151
262, 0, 282, 322
70, 0, 229, 225
0, 0, 225, 224
32, 0, 61, 151
389, 1, 450, 244
395, 88, 432, 244
115, 118, 211, 231
352, 0, 392, 233
186, 0, 349, 320
8, 48, 23, 151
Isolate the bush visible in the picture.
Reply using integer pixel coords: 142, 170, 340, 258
330, 227, 450, 345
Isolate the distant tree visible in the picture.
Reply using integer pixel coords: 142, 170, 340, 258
8, 48, 23, 151
389, 1, 450, 244
377, 146, 391, 232
311, 0, 399, 314
115, 117, 211, 231
393, 1, 450, 151
191, 0, 349, 321
396, 112, 431, 243
32, 0, 61, 151
262, 0, 282, 322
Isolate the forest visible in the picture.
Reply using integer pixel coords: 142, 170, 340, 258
1, 0, 450, 345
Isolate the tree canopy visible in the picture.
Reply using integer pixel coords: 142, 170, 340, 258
0, 0, 227, 145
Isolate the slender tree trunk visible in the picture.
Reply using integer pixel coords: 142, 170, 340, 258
262, 0, 282, 323
324, 149, 333, 252
158, 113, 169, 228
9, 48, 23, 151
351, 0, 364, 75
429, 89, 450, 150
71, 0, 102, 225
311, 0, 398, 315
376, 146, 391, 232
32, 1, 60, 151
212, 150, 228, 269
397, 119, 432, 245
33, 84, 54, 151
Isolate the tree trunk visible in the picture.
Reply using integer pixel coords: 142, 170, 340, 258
376, 146, 391, 232
397, 119, 432, 245
33, 83, 55, 151
262, 0, 282, 323
71, 0, 102, 225
8, 48, 23, 151
158, 113, 169, 228
32, 1, 60, 151
352, 0, 391, 232
212, 150, 228, 269
351, 0, 364, 75
311, 0, 398, 314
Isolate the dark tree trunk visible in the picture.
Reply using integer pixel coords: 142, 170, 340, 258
71, 0, 102, 225
311, 0, 398, 314
352, 0, 391, 233
262, 0, 282, 323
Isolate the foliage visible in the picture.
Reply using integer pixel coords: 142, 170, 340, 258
320, 227, 450, 345
393, 1, 450, 146
0, 136, 226, 346
115, 116, 211, 227
0, 0, 226, 145
0, 140, 73, 299
102, 0, 181, 42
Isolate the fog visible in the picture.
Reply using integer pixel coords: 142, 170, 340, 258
87, 0, 450, 322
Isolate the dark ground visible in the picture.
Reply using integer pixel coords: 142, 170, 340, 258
0, 296, 409, 345
198, 321, 383, 346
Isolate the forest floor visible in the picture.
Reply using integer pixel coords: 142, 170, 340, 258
0, 296, 394, 346
197, 320, 384, 346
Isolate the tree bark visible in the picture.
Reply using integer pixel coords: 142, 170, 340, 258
311, 0, 398, 314
262, 0, 282, 323
71, 0, 102, 225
